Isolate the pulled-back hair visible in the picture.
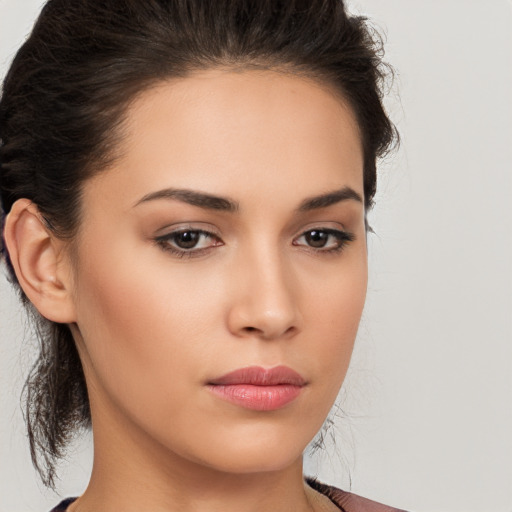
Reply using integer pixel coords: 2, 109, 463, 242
0, 0, 397, 488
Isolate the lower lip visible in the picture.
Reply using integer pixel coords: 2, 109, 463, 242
207, 384, 303, 411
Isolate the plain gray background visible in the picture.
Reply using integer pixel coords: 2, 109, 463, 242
1, 1, 511, 511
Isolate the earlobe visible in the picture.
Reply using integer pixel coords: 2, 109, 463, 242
3, 199, 77, 323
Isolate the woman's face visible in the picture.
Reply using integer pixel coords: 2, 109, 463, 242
69, 70, 367, 474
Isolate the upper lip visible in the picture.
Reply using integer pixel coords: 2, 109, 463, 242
208, 365, 306, 386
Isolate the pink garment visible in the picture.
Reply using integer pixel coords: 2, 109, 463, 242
306, 477, 408, 511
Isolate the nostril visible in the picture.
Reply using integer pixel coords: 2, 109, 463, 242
240, 324, 297, 340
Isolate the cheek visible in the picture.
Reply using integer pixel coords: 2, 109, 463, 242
71, 246, 220, 422
303, 249, 368, 392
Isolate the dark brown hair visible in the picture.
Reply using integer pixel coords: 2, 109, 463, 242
0, 0, 397, 488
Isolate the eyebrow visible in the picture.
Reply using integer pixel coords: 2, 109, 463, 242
297, 186, 363, 211
134, 188, 239, 212
134, 185, 362, 213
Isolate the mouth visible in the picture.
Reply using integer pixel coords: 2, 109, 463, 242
207, 365, 307, 411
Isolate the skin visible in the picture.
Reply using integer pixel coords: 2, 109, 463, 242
7, 70, 367, 512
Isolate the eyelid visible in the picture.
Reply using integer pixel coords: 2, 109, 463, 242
153, 221, 221, 238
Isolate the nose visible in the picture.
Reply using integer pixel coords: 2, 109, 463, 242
226, 248, 301, 340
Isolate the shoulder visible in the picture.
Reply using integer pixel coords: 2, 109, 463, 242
49, 498, 77, 512
306, 477, 409, 512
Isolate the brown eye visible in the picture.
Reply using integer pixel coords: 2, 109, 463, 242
293, 228, 355, 253
173, 230, 201, 249
304, 230, 329, 248
155, 228, 222, 257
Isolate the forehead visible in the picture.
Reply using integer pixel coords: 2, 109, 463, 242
86, 69, 364, 209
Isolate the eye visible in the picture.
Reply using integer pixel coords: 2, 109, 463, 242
154, 228, 222, 257
171, 230, 207, 249
293, 228, 354, 253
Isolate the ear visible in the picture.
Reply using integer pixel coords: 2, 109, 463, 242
3, 199, 77, 323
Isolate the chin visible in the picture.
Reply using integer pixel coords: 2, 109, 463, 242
178, 424, 314, 475
202, 448, 303, 475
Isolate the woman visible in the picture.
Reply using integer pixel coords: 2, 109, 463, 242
0, 1, 402, 511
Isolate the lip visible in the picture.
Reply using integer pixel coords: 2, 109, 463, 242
207, 366, 306, 411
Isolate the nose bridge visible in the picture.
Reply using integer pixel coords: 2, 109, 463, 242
228, 237, 300, 339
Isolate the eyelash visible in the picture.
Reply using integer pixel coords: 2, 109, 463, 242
154, 227, 355, 259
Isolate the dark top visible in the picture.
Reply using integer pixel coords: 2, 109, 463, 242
50, 478, 408, 512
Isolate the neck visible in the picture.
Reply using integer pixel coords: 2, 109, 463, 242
70, 396, 318, 512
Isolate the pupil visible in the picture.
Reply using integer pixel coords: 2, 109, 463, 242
175, 231, 199, 249
306, 230, 328, 248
